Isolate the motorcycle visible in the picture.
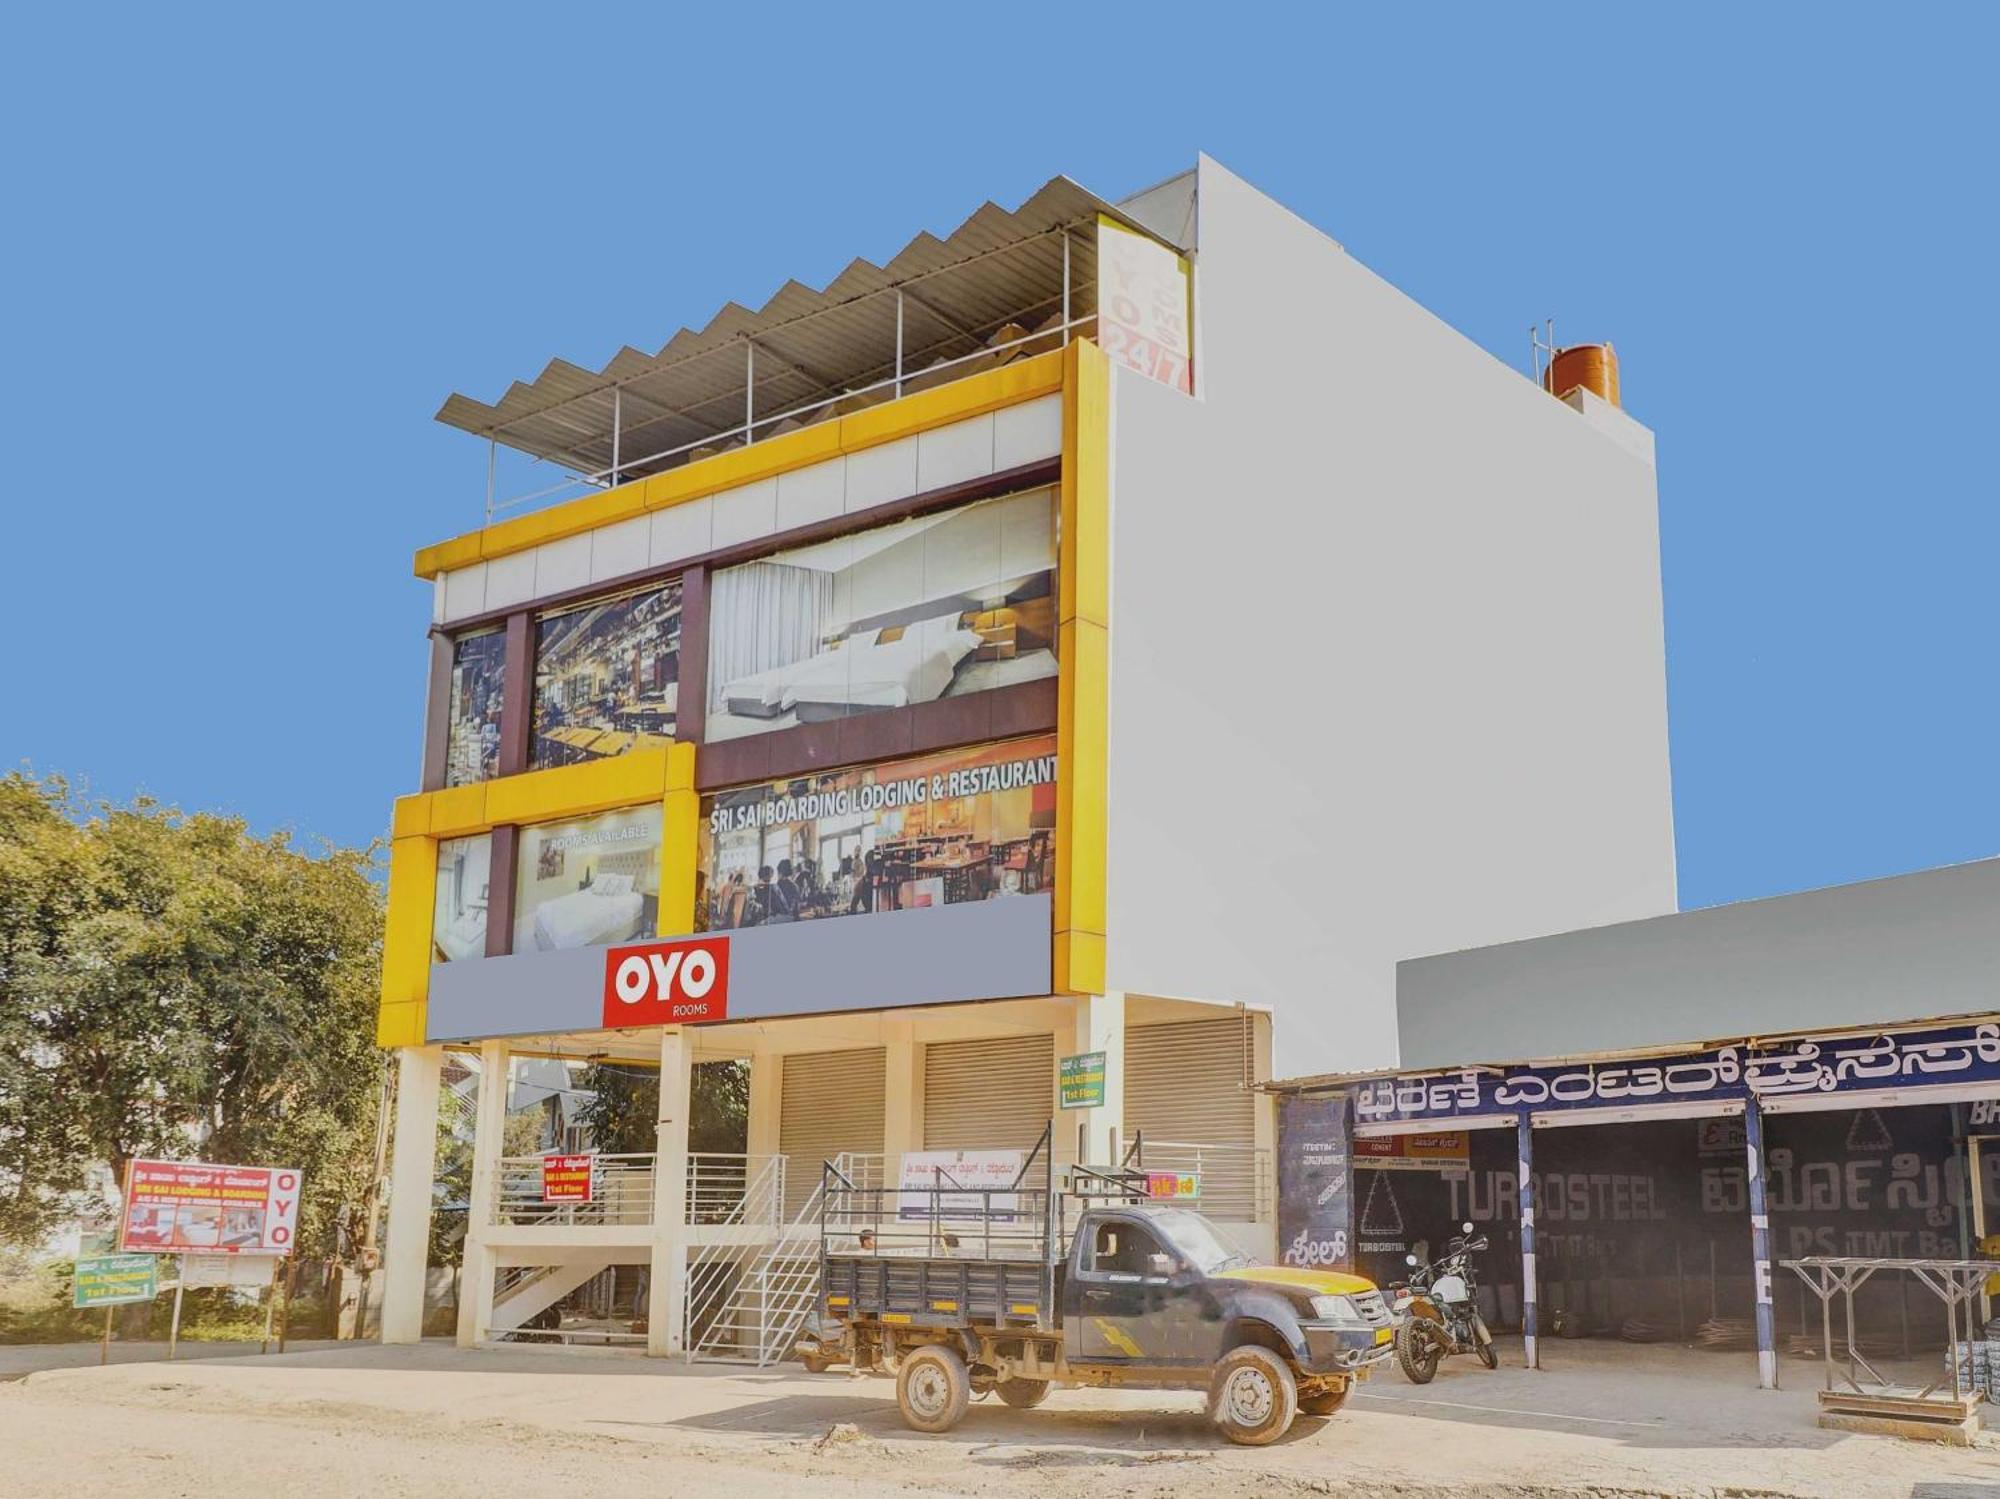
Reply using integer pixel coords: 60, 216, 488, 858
1390, 1222, 1496, 1382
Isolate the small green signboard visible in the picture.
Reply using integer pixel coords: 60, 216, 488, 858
74, 1253, 157, 1309
1059, 1050, 1107, 1109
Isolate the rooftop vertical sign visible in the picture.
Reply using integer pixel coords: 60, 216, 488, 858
1096, 216, 1192, 394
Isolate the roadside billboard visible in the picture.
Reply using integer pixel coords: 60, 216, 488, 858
119, 1160, 303, 1254
74, 1253, 158, 1309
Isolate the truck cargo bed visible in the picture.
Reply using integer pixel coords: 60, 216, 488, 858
823, 1253, 1061, 1331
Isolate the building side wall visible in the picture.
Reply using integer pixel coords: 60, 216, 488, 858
1102, 157, 1678, 1077
1397, 858, 2000, 1069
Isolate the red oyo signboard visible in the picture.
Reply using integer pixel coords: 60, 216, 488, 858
601, 935, 731, 1028
541, 1153, 595, 1203
119, 1160, 303, 1254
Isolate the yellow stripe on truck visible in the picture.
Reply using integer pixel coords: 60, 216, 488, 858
1092, 1318, 1143, 1358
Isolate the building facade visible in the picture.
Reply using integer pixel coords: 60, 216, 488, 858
376, 156, 1678, 1357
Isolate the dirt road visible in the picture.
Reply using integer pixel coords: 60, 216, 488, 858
3, 1338, 1994, 1498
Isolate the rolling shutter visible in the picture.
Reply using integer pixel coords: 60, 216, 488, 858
1125, 1017, 1257, 1220
780, 1048, 885, 1220
922, 1034, 1054, 1167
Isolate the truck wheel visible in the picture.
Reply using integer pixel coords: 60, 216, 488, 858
1209, 1345, 1298, 1446
897, 1345, 971, 1434
1296, 1378, 1351, 1416
1395, 1318, 1441, 1384
995, 1377, 1050, 1409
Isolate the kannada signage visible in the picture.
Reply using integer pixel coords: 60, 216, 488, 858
119, 1161, 303, 1254
602, 935, 730, 1028
1097, 215, 1193, 394
1352, 1021, 2000, 1127
1353, 1131, 1470, 1171
1144, 1171, 1200, 1201
73, 1253, 157, 1309
541, 1154, 596, 1204
1059, 1051, 1107, 1109
896, 1149, 1024, 1222
1279, 1093, 1354, 1270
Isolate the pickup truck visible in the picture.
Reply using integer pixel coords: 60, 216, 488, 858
803, 1156, 1394, 1445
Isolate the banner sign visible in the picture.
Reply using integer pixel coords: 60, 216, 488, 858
181, 1253, 278, 1290
895, 1149, 1024, 1222
1354, 1131, 1470, 1171
1144, 1170, 1200, 1201
74, 1253, 157, 1309
602, 935, 730, 1027
1352, 1021, 2000, 1127
1059, 1051, 1107, 1109
1097, 215, 1193, 393
1278, 1093, 1354, 1270
120, 1161, 303, 1254
541, 1154, 596, 1203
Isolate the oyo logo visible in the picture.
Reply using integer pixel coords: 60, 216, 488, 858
601, 936, 730, 1028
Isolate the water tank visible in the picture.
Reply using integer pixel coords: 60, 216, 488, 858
1544, 343, 1620, 408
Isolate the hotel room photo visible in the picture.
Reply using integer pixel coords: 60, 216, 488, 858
531, 581, 682, 768
704, 487, 1058, 742
699, 737, 1057, 931
513, 806, 663, 953
432, 833, 492, 963
445, 627, 507, 786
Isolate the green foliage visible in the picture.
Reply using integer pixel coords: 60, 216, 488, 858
573, 1059, 749, 1156
0, 771, 385, 1259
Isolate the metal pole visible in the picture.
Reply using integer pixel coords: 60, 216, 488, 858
1061, 232, 1071, 346
261, 1268, 277, 1354
485, 437, 497, 524
278, 1259, 296, 1354
101, 1305, 113, 1366
1971, 1134, 1989, 1326
1518, 1113, 1539, 1370
1745, 1099, 1778, 1389
168, 1271, 185, 1362
894, 292, 904, 398
744, 341, 755, 444
611, 387, 622, 487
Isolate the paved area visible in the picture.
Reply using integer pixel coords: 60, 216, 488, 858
0, 1334, 1994, 1496
0, 1338, 343, 1380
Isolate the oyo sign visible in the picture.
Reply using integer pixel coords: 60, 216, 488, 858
601, 936, 730, 1027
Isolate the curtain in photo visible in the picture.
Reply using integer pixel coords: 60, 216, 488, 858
707, 561, 835, 711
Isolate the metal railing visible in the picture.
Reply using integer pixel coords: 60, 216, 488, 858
485, 312, 1099, 523
1130, 1140, 1274, 1224
492, 1153, 656, 1227
686, 1153, 785, 1227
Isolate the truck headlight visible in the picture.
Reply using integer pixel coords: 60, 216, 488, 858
1308, 1294, 1369, 1327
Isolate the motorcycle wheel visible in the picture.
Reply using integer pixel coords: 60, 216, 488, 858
1473, 1315, 1498, 1369
1395, 1317, 1442, 1384
1475, 1339, 1498, 1370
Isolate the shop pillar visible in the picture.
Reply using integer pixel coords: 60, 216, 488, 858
380, 1045, 443, 1344
882, 1021, 922, 1160
455, 1039, 509, 1348
1066, 991, 1125, 1169
1744, 1096, 1778, 1389
1517, 1113, 1539, 1370
648, 1026, 692, 1356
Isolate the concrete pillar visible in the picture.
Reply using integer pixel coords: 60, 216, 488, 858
454, 1039, 508, 1348
746, 1049, 782, 1222
648, 1027, 692, 1356
380, 1045, 443, 1344
883, 1021, 922, 1160
1065, 992, 1125, 1171
1250, 1010, 1276, 1226
1517, 1113, 1539, 1370
1745, 1097, 1778, 1390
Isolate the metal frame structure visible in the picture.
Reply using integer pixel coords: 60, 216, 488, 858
1785, 1255, 1993, 1403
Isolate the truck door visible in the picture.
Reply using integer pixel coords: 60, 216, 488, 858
1066, 1215, 1187, 1365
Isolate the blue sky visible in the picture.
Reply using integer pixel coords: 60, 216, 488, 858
2, 6, 1993, 911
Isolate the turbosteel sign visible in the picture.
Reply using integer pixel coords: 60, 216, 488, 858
1353, 1021, 2000, 1127
601, 936, 730, 1027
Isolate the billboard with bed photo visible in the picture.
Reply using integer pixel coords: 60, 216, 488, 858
698, 736, 1056, 931
704, 487, 1057, 742
515, 805, 662, 952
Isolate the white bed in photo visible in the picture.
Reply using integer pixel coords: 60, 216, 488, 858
531, 872, 644, 951
433, 911, 487, 963
721, 618, 984, 723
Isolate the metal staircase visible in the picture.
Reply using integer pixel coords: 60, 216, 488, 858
687, 1153, 882, 1365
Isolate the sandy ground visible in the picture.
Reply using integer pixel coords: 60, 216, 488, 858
2, 1335, 1996, 1498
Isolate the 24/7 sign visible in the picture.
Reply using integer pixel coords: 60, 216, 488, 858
602, 935, 730, 1028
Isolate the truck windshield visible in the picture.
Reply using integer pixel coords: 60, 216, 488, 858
1150, 1208, 1250, 1274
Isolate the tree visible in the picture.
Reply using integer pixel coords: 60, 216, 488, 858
0, 772, 384, 1259
573, 1059, 748, 1156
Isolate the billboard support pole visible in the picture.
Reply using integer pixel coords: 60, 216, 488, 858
168, 1272, 185, 1362
1518, 1113, 1539, 1371
101, 1306, 113, 1366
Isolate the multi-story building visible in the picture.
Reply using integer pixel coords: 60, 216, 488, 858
375, 156, 1678, 1357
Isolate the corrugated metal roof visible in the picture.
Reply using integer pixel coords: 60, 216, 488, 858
435, 175, 1178, 480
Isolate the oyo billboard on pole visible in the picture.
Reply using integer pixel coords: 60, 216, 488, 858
119, 1160, 304, 1254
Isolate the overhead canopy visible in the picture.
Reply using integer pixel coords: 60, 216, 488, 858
436, 175, 1184, 485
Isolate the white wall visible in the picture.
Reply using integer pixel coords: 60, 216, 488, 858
1103, 158, 1677, 1078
